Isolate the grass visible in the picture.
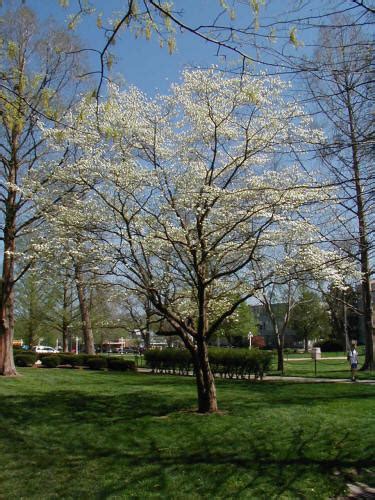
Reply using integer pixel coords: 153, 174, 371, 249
130, 351, 375, 380
0, 368, 374, 499
269, 355, 375, 380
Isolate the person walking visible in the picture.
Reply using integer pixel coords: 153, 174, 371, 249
347, 342, 359, 382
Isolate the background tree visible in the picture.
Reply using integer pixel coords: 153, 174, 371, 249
215, 299, 258, 348
303, 18, 374, 368
290, 289, 331, 353
0, 4, 85, 374
256, 280, 299, 373
14, 269, 54, 347
324, 284, 361, 350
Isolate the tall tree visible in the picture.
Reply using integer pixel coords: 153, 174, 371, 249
42, 70, 352, 412
304, 18, 374, 368
0, 5, 84, 375
290, 289, 331, 352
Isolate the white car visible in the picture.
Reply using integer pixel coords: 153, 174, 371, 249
31, 345, 58, 354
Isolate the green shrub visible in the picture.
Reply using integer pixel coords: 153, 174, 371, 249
58, 353, 75, 365
86, 356, 108, 370
14, 352, 37, 367
66, 354, 92, 367
144, 349, 192, 374
107, 357, 137, 372
144, 347, 273, 379
40, 355, 61, 368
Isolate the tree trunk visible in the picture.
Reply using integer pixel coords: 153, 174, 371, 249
193, 339, 218, 413
0, 287, 17, 376
0, 325, 16, 376
276, 334, 284, 373
62, 280, 69, 352
304, 335, 309, 353
346, 87, 374, 370
360, 277, 374, 370
0, 179, 17, 376
74, 264, 95, 355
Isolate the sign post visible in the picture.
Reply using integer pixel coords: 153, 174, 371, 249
248, 332, 254, 350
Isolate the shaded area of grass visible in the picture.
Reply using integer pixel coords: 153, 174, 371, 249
0, 369, 374, 499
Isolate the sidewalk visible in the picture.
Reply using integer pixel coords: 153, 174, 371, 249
137, 368, 375, 384
285, 356, 347, 361
263, 375, 375, 384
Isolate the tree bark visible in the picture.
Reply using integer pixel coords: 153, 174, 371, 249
347, 96, 374, 370
62, 280, 70, 352
193, 339, 218, 413
74, 263, 95, 355
276, 333, 284, 373
0, 158, 18, 376
0, 245, 17, 376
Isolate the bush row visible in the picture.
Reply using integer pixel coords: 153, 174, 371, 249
144, 348, 273, 379
14, 352, 136, 371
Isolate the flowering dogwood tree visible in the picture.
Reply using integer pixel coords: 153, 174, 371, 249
42, 69, 352, 412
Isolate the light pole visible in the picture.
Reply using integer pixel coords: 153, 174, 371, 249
248, 332, 253, 350
75, 336, 79, 354
120, 336, 124, 355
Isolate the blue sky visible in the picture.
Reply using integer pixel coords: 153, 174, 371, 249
4, 1, 374, 97
27, 0, 246, 96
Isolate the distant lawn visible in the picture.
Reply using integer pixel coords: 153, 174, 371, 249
0, 368, 374, 499
270, 356, 375, 380
125, 350, 375, 380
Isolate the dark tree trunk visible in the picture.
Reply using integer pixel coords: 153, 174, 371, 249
0, 180, 17, 376
0, 288, 16, 376
62, 279, 70, 352
346, 87, 374, 370
193, 339, 218, 413
74, 264, 95, 355
276, 334, 284, 373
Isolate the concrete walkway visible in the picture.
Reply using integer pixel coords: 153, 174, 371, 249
263, 375, 375, 384
285, 356, 347, 361
137, 368, 375, 384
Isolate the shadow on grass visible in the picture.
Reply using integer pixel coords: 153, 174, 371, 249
1, 382, 374, 499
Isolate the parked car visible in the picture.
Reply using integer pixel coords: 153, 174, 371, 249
31, 345, 58, 354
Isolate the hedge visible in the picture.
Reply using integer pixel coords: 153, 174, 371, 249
144, 349, 192, 375
86, 356, 108, 370
14, 352, 37, 367
144, 348, 273, 379
107, 357, 137, 372
57, 353, 93, 367
40, 355, 61, 368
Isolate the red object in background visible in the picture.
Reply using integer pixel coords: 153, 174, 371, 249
252, 336, 266, 349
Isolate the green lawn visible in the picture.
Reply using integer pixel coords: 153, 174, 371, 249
128, 351, 375, 380
270, 356, 375, 380
1, 368, 374, 499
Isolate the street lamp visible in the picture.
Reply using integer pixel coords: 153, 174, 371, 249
248, 332, 254, 350
75, 336, 79, 354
